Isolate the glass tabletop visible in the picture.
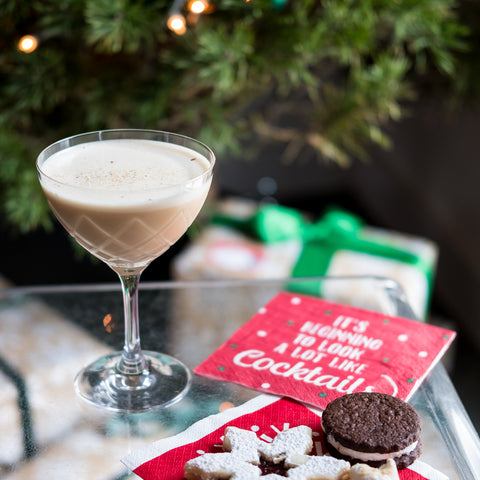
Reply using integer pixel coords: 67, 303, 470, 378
0, 276, 479, 479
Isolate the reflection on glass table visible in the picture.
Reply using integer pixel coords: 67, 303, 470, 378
0, 276, 479, 480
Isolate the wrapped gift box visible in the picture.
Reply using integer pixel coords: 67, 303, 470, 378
172, 198, 437, 320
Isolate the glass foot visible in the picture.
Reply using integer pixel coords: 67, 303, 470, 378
74, 351, 192, 413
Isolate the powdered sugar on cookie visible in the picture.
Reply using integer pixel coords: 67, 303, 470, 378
184, 425, 399, 480
223, 427, 263, 464
259, 426, 313, 465
184, 451, 262, 480
343, 459, 400, 480
288, 455, 350, 479
185, 425, 315, 479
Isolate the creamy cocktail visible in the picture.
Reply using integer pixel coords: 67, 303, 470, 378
40, 139, 211, 274
37, 130, 214, 412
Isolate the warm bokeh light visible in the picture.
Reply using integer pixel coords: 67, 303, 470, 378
219, 401, 235, 412
103, 314, 116, 333
18, 35, 38, 53
167, 13, 187, 35
188, 0, 209, 14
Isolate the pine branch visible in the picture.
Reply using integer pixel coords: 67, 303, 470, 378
0, 0, 472, 235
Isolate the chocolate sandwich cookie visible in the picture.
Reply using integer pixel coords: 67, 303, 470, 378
322, 392, 421, 470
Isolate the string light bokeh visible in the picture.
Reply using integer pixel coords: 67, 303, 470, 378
167, 0, 213, 34
187, 0, 209, 14
167, 13, 187, 35
14, 2, 272, 50
18, 35, 38, 53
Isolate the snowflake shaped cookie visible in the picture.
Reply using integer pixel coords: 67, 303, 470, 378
184, 425, 350, 480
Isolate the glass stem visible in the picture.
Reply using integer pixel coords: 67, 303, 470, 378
117, 274, 148, 376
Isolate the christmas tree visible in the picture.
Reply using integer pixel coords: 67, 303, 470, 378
0, 0, 472, 235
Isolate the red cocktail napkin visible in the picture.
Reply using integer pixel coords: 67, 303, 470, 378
194, 292, 455, 409
123, 394, 447, 480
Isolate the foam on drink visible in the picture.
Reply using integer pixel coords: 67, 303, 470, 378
41, 139, 211, 207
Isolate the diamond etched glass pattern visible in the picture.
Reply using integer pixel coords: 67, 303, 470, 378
64, 208, 193, 267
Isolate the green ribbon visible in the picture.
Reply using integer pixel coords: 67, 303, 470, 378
212, 204, 307, 244
212, 205, 434, 311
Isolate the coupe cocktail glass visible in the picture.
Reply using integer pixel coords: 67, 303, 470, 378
37, 129, 214, 412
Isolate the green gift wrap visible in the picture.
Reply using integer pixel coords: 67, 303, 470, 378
212, 204, 437, 320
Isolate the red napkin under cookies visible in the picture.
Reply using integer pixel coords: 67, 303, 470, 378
123, 395, 448, 480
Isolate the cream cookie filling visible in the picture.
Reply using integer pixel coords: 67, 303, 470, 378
327, 434, 418, 462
